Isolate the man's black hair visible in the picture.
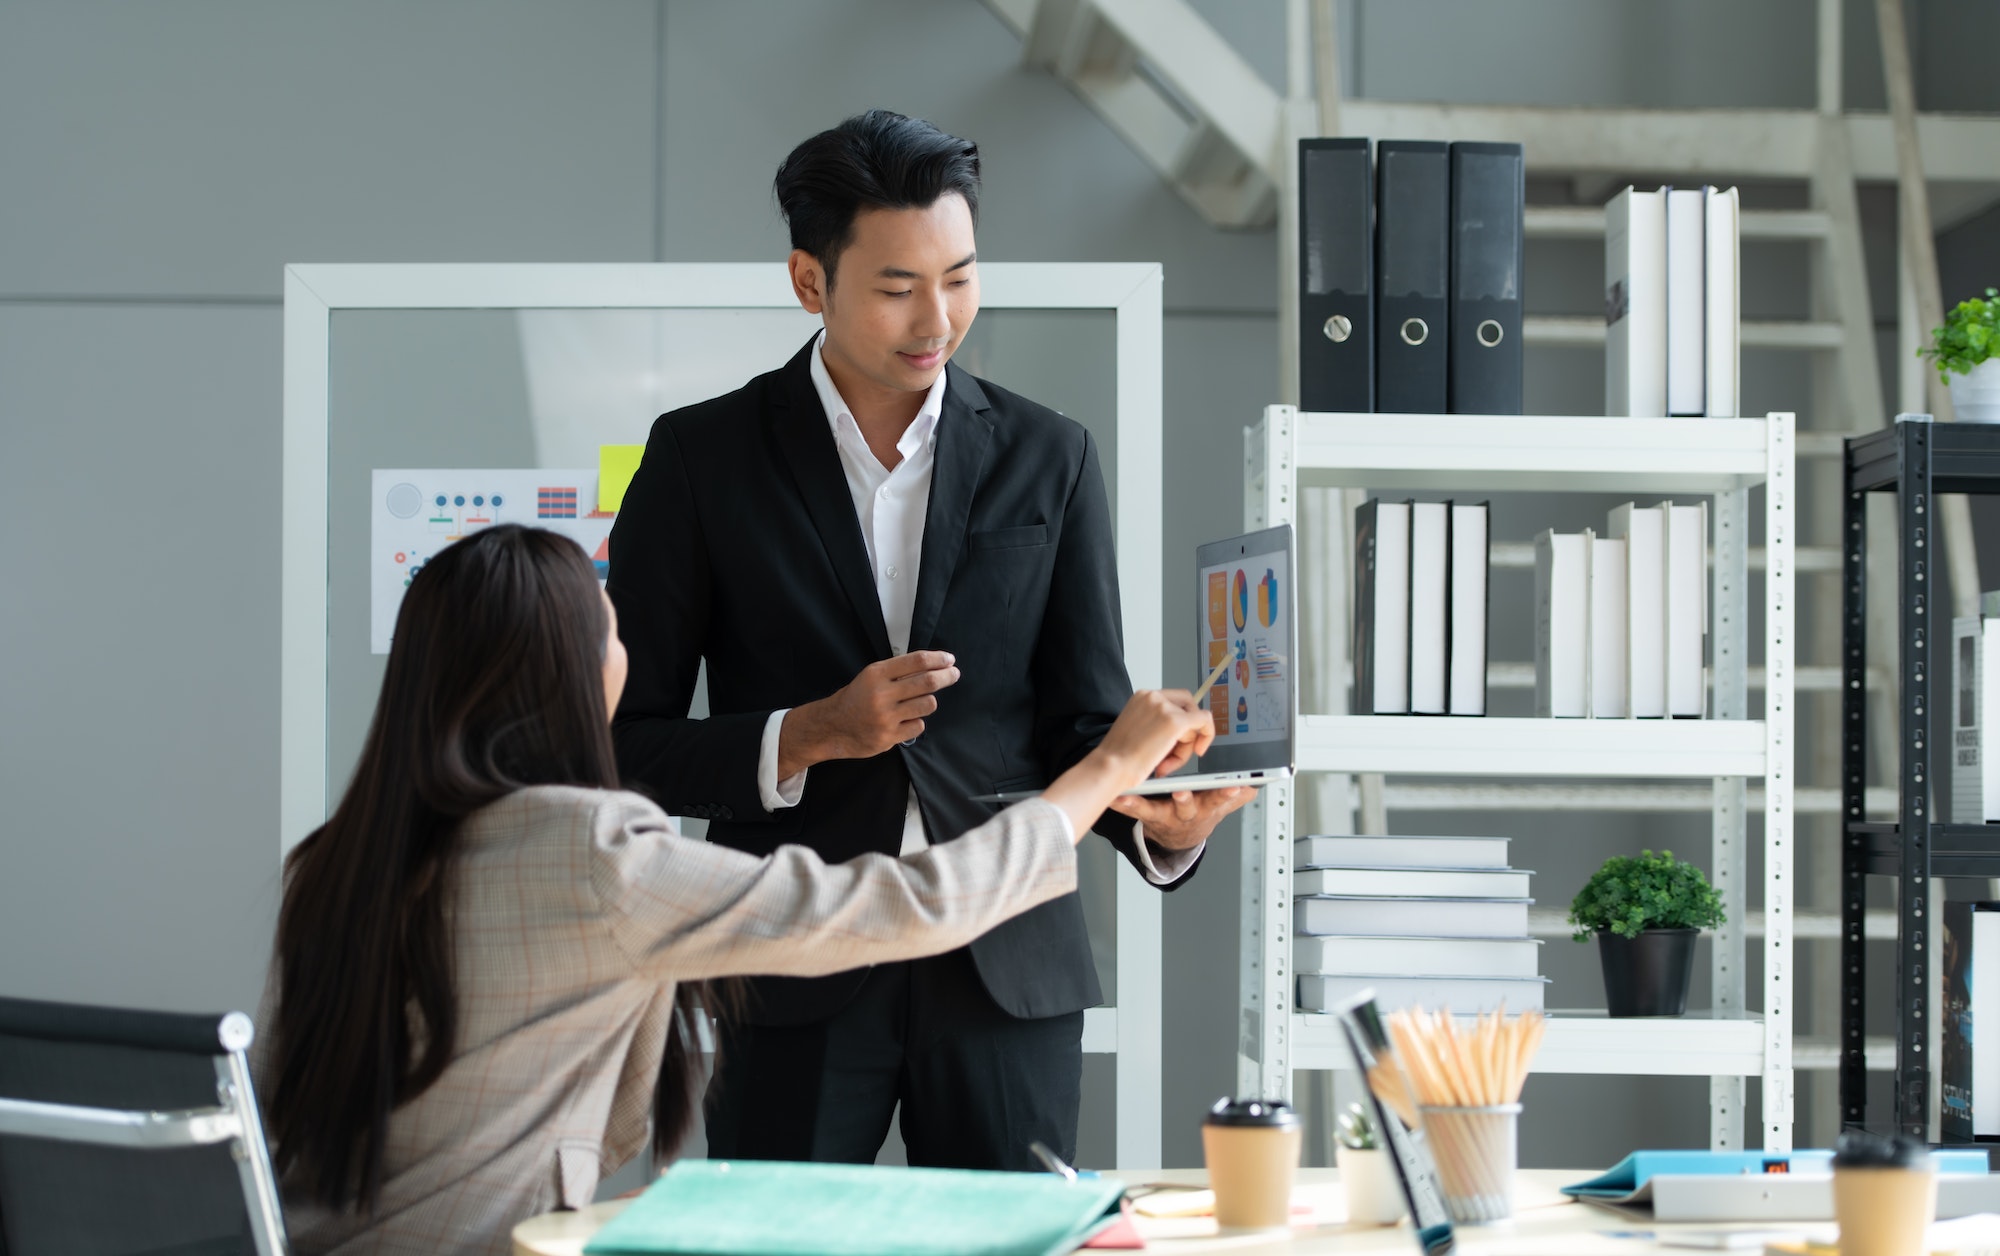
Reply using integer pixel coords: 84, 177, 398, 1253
773, 109, 980, 287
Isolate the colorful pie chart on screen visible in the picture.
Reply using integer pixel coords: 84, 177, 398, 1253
1258, 568, 1279, 627
1231, 569, 1248, 632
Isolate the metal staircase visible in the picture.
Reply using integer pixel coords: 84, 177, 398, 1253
981, 0, 2000, 1145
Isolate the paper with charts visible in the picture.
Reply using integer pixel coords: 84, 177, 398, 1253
370, 451, 640, 654
1199, 552, 1288, 743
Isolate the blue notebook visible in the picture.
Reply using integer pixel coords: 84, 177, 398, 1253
1565, 1150, 1992, 1200
584, 1160, 1126, 1256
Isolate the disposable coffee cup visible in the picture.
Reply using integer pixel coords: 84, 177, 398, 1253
1832, 1133, 1937, 1256
1201, 1097, 1302, 1230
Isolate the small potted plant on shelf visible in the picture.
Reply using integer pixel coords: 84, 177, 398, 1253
1921, 287, 2000, 423
1569, 849, 1724, 1018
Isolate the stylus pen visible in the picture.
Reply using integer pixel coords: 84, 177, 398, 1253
1191, 651, 1233, 705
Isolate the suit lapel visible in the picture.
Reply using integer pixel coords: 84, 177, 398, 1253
771, 342, 894, 660
909, 363, 993, 652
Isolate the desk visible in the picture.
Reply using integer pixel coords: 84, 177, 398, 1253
512, 1168, 1762, 1254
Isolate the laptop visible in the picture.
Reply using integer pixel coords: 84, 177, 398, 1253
977, 524, 1297, 801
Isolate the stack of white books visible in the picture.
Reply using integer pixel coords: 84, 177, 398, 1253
1605, 184, 1740, 418
1536, 500, 1708, 719
1354, 499, 1491, 716
1291, 834, 1546, 1014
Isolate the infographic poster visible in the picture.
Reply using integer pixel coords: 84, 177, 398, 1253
1198, 550, 1288, 743
370, 465, 625, 653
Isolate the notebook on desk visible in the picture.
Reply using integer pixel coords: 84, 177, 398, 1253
583, 1159, 1125, 1256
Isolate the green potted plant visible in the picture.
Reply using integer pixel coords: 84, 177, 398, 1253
1920, 288, 2000, 423
1569, 849, 1724, 1017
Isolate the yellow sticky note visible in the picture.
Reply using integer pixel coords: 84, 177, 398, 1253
598, 444, 645, 515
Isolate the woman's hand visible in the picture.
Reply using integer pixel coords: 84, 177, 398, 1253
1041, 691, 1216, 842
1092, 689, 1215, 787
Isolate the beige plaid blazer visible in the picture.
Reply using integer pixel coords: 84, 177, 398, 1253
253, 784, 1076, 1256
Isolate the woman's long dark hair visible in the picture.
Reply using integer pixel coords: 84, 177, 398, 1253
268, 524, 721, 1212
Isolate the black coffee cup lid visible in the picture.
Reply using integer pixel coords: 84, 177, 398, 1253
1205, 1097, 1300, 1128
1832, 1131, 1933, 1169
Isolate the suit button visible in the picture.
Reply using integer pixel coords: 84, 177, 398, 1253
715, 807, 733, 821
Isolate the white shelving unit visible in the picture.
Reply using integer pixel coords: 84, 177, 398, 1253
1238, 406, 1797, 1152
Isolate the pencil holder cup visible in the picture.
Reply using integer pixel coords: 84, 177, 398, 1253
1417, 1103, 1519, 1224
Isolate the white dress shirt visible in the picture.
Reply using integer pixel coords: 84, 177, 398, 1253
756, 332, 1199, 883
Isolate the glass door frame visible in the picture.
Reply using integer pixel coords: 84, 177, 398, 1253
282, 261, 1165, 1166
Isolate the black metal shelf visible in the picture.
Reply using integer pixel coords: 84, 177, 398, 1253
1847, 421, 2000, 493
1842, 415, 2000, 1141
1846, 823, 2000, 878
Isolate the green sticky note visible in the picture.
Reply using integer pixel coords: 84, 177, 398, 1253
585, 1160, 1124, 1256
598, 444, 645, 515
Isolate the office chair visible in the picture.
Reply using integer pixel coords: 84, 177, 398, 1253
0, 995, 286, 1255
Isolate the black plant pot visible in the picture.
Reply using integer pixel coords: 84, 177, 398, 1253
1597, 928, 1698, 1017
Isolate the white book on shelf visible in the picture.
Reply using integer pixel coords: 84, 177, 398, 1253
1973, 905, 2000, 1136
1665, 501, 1709, 717
1705, 185, 1741, 417
1953, 616, 1984, 824
1296, 866, 1532, 899
1297, 973, 1547, 1015
1354, 499, 1412, 714
1666, 187, 1706, 416
1985, 617, 2000, 822
1590, 534, 1629, 718
1410, 501, 1450, 715
1294, 935, 1541, 979
1607, 502, 1669, 718
1294, 834, 1510, 870
1536, 529, 1589, 717
1605, 186, 1668, 418
1294, 896, 1532, 938
1449, 501, 1490, 715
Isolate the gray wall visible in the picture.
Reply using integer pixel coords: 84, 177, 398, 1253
4, 0, 1998, 1180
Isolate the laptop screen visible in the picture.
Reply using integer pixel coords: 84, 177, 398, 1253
1193, 524, 1296, 775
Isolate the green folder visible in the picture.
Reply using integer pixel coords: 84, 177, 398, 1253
583, 1159, 1126, 1256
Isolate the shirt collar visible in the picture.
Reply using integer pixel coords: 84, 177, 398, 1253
809, 330, 947, 457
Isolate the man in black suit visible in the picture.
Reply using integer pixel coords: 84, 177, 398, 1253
607, 110, 1247, 1170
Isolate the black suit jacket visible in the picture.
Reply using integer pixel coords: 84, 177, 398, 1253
607, 338, 1200, 1025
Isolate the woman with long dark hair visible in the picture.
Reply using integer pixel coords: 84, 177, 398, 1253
254, 524, 1212, 1255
